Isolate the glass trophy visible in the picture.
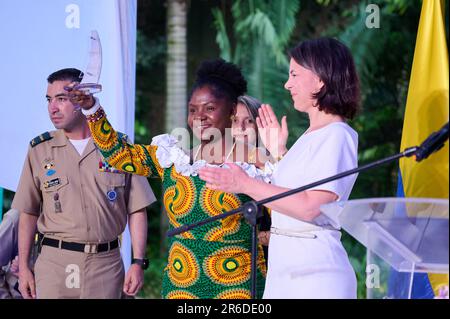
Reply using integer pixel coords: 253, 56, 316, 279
74, 30, 102, 94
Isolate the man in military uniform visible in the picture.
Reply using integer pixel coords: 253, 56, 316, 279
13, 68, 156, 299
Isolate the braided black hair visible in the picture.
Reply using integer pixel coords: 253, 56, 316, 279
191, 59, 247, 105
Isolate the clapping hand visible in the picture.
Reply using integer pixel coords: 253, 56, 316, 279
256, 104, 289, 158
199, 163, 249, 194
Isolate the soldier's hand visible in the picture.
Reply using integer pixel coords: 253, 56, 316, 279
64, 82, 96, 110
123, 264, 144, 296
18, 267, 36, 299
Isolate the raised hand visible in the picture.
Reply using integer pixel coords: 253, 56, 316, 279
256, 104, 288, 159
64, 82, 96, 110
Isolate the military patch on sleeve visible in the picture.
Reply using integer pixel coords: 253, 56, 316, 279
30, 132, 53, 147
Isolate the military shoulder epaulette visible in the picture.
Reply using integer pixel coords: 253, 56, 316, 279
30, 132, 53, 147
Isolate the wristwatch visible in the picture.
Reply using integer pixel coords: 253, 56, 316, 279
131, 258, 149, 270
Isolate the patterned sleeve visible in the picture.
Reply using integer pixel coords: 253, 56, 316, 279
85, 106, 164, 178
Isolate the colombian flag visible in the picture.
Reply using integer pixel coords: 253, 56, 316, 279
396, 0, 449, 298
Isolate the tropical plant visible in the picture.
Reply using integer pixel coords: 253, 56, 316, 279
166, 0, 188, 133
212, 0, 306, 146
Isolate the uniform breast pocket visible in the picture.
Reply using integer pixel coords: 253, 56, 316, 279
42, 176, 69, 213
42, 176, 69, 192
95, 172, 127, 203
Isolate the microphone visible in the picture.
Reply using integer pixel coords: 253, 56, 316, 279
415, 122, 449, 162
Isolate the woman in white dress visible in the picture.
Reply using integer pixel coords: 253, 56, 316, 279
199, 37, 360, 299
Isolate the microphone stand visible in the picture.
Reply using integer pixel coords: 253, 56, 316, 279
167, 122, 449, 299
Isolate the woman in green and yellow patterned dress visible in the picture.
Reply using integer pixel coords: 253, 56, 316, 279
76, 59, 268, 299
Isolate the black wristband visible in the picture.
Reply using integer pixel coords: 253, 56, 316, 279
131, 258, 149, 270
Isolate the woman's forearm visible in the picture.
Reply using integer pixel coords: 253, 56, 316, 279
84, 102, 160, 178
242, 177, 336, 222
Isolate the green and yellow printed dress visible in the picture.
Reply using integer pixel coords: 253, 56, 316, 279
86, 106, 267, 299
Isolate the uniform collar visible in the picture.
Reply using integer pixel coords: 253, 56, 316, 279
81, 138, 96, 159
50, 130, 68, 147
50, 130, 96, 157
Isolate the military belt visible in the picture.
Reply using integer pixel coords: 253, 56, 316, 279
41, 237, 119, 254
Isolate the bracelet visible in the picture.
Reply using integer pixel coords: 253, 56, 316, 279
86, 107, 105, 123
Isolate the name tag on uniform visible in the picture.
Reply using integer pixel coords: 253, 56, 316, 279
99, 160, 124, 174
44, 178, 61, 189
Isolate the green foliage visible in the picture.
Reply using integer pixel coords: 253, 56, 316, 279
135, 30, 166, 145
338, 0, 420, 200
212, 0, 306, 147
136, 31, 166, 70
137, 257, 165, 299
212, 8, 232, 62
135, 4, 168, 298
315, 0, 338, 7
384, 0, 413, 14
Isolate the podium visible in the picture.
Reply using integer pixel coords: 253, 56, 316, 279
320, 198, 449, 299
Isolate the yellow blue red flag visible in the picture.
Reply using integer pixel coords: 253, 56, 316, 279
396, 0, 449, 298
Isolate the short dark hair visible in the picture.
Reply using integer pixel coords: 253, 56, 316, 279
47, 68, 83, 84
191, 59, 247, 106
289, 37, 360, 119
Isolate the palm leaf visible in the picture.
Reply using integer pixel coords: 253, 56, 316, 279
211, 8, 231, 61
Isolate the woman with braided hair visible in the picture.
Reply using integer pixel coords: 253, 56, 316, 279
73, 59, 268, 299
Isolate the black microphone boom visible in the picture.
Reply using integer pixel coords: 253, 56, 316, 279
415, 122, 449, 162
